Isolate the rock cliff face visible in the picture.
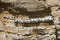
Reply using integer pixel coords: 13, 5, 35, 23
0, 0, 60, 40
0, 0, 48, 12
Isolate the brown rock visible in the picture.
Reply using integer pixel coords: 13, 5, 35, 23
7, 33, 18, 40
0, 20, 6, 31
6, 27, 18, 34
0, 11, 15, 27
51, 10, 60, 24
18, 28, 31, 35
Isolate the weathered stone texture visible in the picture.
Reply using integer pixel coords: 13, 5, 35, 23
0, 0, 60, 40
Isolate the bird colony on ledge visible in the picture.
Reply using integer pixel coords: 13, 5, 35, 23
0, 0, 60, 40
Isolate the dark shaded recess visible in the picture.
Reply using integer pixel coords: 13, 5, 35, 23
13, 7, 52, 18
39, 0, 46, 1
22, 23, 40, 27
0, 2, 52, 18
0, 1, 51, 17
0, 1, 13, 13
55, 26, 58, 40
21, 20, 53, 27
13, 39, 22, 40
0, 30, 4, 32
58, 39, 60, 40
58, 7, 60, 9
32, 29, 46, 35
23, 33, 32, 36
43, 20, 54, 25
15, 21, 19, 26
